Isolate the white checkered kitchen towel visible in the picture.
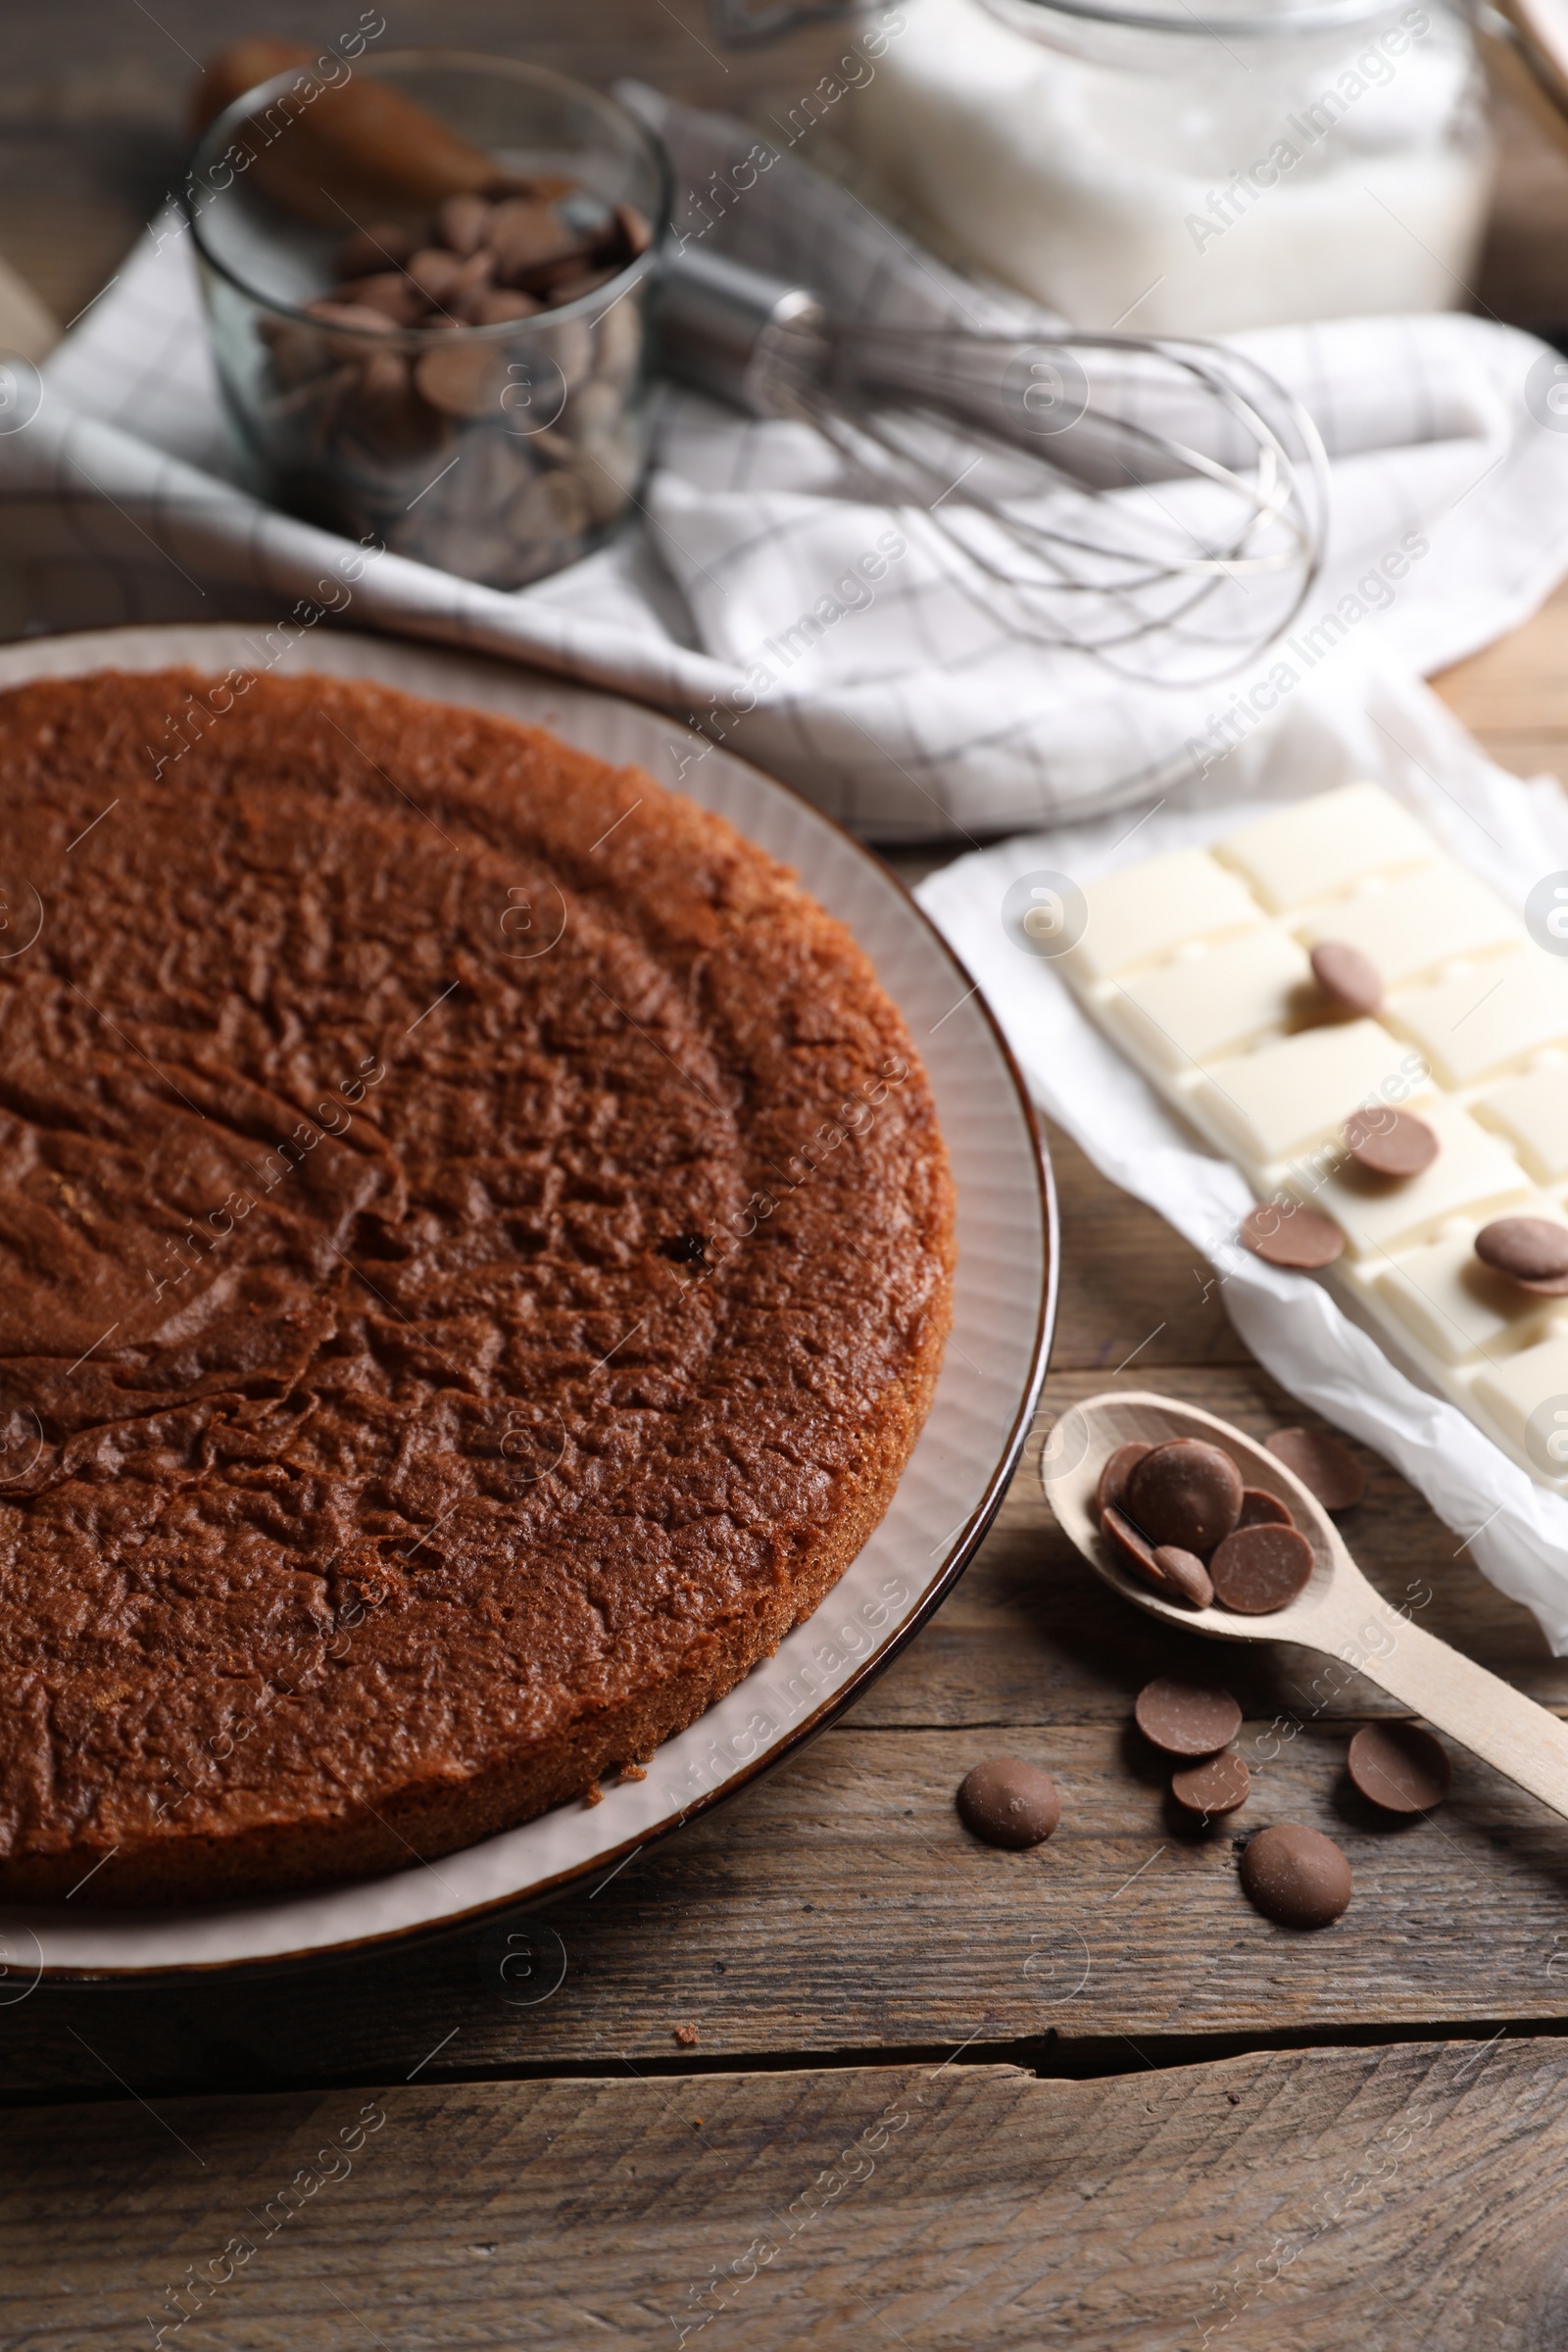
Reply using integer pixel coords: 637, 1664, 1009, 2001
4, 84, 1568, 840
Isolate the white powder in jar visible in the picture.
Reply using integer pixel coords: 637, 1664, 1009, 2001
845, 0, 1493, 332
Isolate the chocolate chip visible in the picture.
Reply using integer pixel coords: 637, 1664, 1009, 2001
1475, 1215, 1568, 1296
1209, 1522, 1314, 1613
490, 197, 587, 284
1126, 1439, 1243, 1553
334, 271, 427, 325
301, 299, 398, 337
956, 1758, 1061, 1848
1240, 1823, 1351, 1928
437, 192, 494, 257
1171, 1748, 1250, 1816
337, 220, 416, 276
471, 288, 541, 325
615, 201, 654, 257
407, 246, 468, 306
1348, 1721, 1451, 1814
1096, 1441, 1152, 1520
1152, 1544, 1214, 1609
1310, 939, 1384, 1016
1237, 1487, 1295, 1530
1134, 1676, 1242, 1757
1241, 1202, 1345, 1270
1102, 1504, 1170, 1596
1265, 1426, 1366, 1510
1343, 1105, 1439, 1179
414, 338, 509, 418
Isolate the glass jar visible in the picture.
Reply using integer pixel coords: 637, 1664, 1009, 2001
185, 54, 669, 588
842, 0, 1492, 333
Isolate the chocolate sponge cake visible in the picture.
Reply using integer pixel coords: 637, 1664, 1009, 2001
0, 669, 954, 1903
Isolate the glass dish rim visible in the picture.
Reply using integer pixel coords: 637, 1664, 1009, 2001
979, 0, 1434, 44
182, 46, 674, 343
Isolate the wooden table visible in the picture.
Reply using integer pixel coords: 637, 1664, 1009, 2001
8, 8, 1568, 2346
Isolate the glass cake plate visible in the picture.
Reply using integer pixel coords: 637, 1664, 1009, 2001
0, 623, 1055, 1981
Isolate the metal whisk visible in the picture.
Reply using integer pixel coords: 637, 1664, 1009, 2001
660, 244, 1329, 689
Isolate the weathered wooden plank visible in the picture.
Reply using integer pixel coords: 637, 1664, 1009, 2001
1039, 1121, 1252, 1373
4, 2038, 1568, 2349
1434, 576, 1568, 737
9, 1697, 1568, 2099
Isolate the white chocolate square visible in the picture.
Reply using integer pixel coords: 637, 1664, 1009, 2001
1192, 1018, 1418, 1167
1294, 859, 1519, 988
1214, 783, 1434, 913
1101, 928, 1313, 1075
1474, 1065, 1568, 1184
1384, 952, 1568, 1089
1061, 850, 1261, 987
1286, 1098, 1533, 1258
1471, 1333, 1568, 1471
1368, 1231, 1546, 1367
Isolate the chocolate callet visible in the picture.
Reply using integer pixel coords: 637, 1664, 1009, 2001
1134, 1677, 1242, 1757
1208, 1523, 1314, 1614
956, 1758, 1061, 1848
1240, 1823, 1351, 1928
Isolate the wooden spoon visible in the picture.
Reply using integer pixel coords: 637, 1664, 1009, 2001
1042, 1388, 1568, 1824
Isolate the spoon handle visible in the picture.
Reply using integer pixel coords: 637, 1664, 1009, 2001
1328, 1587, 1568, 1823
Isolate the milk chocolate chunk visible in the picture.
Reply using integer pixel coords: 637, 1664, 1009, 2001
1344, 1104, 1439, 1179
1126, 1439, 1243, 1552
436, 190, 494, 256
1096, 1441, 1152, 1520
1237, 1487, 1294, 1530
1240, 1823, 1351, 1928
1208, 1522, 1314, 1613
1474, 1215, 1568, 1297
1102, 1504, 1170, 1595
1310, 939, 1385, 1016
956, 1757, 1061, 1848
1348, 1721, 1451, 1814
1241, 1202, 1345, 1270
1134, 1677, 1242, 1757
1265, 1425, 1367, 1510
337, 220, 416, 275
334, 270, 426, 324
1171, 1749, 1250, 1816
1152, 1544, 1214, 1609
406, 245, 468, 306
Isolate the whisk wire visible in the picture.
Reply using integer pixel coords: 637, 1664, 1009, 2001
660, 245, 1331, 687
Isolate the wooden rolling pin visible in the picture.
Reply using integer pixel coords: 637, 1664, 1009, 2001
190, 38, 499, 220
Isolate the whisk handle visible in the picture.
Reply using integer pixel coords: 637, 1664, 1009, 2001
657, 243, 824, 416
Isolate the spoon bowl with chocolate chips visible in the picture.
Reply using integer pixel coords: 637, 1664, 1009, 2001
1043, 1388, 1568, 1829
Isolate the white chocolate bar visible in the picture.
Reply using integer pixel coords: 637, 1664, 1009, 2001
1192, 1018, 1418, 1169
1368, 1229, 1553, 1367
1472, 1335, 1568, 1469
1053, 780, 1568, 1488
1292, 858, 1520, 987
1214, 781, 1434, 911
1473, 1064, 1568, 1183
1384, 951, 1568, 1089
1061, 849, 1261, 986
1100, 926, 1312, 1075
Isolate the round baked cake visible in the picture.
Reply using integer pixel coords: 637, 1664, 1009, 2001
0, 667, 954, 1903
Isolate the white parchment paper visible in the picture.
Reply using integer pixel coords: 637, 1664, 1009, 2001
917, 663, 1568, 1649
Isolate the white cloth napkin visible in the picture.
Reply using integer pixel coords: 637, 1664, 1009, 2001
916, 672, 1568, 1652
3, 87, 1568, 840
